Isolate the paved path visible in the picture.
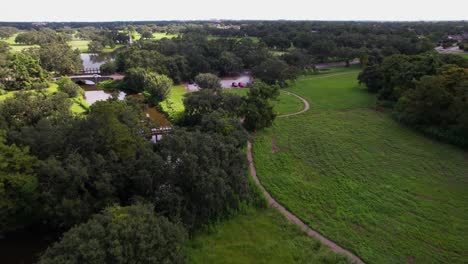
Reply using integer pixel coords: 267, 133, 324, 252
248, 90, 366, 264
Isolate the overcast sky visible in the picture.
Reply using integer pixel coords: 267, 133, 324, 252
1, 0, 467, 22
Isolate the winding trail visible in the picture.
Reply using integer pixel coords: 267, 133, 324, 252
248, 90, 365, 264
277, 91, 310, 117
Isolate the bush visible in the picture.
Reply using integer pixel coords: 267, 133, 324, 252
57, 77, 83, 98
100, 61, 117, 75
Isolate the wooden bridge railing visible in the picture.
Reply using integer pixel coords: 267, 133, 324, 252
80, 68, 101, 74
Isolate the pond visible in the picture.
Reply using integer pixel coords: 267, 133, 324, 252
82, 85, 126, 105
80, 53, 115, 69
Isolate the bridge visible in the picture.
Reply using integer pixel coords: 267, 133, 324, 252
67, 73, 125, 85
80, 67, 101, 74
146, 127, 173, 143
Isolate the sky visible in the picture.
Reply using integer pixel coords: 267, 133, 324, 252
1, 0, 467, 22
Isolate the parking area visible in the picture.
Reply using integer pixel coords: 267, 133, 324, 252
186, 72, 253, 91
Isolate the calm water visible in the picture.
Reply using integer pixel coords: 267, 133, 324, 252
80, 53, 115, 69
83, 85, 126, 104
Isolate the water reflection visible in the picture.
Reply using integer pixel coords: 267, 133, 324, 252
80, 53, 115, 69
82, 86, 126, 105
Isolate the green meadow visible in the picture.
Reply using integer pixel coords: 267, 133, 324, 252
252, 67, 468, 263
188, 207, 350, 264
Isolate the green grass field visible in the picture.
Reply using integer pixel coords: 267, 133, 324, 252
252, 67, 468, 263
188, 207, 350, 264
458, 53, 468, 59
69, 39, 90, 52
2, 33, 120, 53
160, 85, 187, 120
2, 34, 39, 52
208, 36, 260, 43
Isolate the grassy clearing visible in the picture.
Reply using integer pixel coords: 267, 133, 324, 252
252, 67, 468, 263
207, 36, 260, 43
2, 34, 114, 54
188, 207, 350, 264
458, 53, 468, 59
224, 88, 304, 115
2, 34, 38, 52
160, 85, 187, 120
152, 32, 177, 40
69, 39, 90, 52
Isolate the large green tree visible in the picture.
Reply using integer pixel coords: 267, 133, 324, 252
0, 131, 38, 234
241, 81, 279, 131
194, 73, 221, 92
143, 73, 173, 105
39, 204, 187, 264
31, 42, 82, 75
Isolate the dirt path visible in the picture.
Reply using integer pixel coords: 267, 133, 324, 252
278, 91, 310, 117
248, 90, 366, 264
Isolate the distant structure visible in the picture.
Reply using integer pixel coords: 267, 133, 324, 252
448, 33, 468, 41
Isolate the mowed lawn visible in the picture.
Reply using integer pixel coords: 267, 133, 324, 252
188, 207, 350, 264
252, 68, 468, 263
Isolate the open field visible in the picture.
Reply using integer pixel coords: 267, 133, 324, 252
152, 32, 178, 40
2, 34, 39, 52
252, 67, 468, 263
2, 34, 119, 53
208, 35, 260, 43
188, 207, 350, 264
69, 39, 90, 52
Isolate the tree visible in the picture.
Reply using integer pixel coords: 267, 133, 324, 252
195, 73, 221, 92
38, 204, 187, 264
183, 90, 242, 125
218, 51, 243, 76
144, 73, 173, 105
87, 40, 104, 53
358, 64, 384, 93
0, 27, 17, 39
123, 67, 149, 93
5, 52, 48, 91
141, 31, 154, 39
31, 42, 82, 75
154, 130, 249, 228
252, 58, 297, 86
0, 92, 71, 130
0, 131, 38, 234
241, 81, 279, 131
100, 61, 117, 75
56, 77, 83, 98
